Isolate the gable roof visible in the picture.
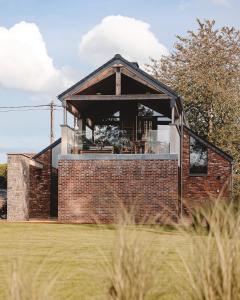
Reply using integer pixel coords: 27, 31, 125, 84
58, 54, 180, 100
184, 126, 233, 162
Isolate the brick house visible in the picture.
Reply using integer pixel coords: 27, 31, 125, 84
7, 54, 233, 223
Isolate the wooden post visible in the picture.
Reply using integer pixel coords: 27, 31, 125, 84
115, 67, 121, 95
171, 106, 175, 124
50, 100, 55, 144
61, 125, 68, 155
63, 100, 67, 125
92, 125, 95, 142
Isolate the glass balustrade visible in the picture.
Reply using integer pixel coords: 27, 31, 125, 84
62, 125, 171, 155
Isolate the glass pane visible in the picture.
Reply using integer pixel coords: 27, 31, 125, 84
138, 104, 163, 117
69, 124, 171, 155
190, 136, 208, 174
144, 126, 170, 154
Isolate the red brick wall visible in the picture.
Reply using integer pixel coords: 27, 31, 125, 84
182, 128, 232, 211
28, 150, 52, 218
58, 159, 179, 223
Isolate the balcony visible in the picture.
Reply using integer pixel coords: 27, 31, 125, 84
61, 124, 179, 157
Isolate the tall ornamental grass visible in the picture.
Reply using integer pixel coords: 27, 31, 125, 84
178, 200, 240, 300
104, 209, 168, 300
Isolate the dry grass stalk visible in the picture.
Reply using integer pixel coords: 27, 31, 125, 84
177, 200, 240, 300
0, 253, 65, 300
103, 206, 167, 300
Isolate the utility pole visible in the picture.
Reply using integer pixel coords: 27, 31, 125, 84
50, 100, 55, 144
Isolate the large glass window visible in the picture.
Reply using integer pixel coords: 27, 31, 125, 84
189, 136, 208, 175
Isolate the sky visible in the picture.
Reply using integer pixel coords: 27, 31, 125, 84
0, 0, 239, 162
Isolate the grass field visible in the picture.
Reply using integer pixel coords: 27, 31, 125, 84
0, 223, 190, 300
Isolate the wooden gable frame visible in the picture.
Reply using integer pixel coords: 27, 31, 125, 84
58, 54, 184, 123
58, 54, 180, 100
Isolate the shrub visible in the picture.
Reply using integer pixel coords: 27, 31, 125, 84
0, 164, 7, 179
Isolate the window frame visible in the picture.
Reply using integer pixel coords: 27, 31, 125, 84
189, 135, 208, 176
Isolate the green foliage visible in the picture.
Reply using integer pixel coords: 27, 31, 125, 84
146, 19, 240, 196
0, 164, 7, 179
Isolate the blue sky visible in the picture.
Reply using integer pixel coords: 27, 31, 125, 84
0, 0, 239, 162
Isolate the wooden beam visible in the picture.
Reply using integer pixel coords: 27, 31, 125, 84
115, 67, 121, 95
171, 106, 175, 124
63, 107, 67, 125
66, 102, 81, 118
120, 60, 177, 97
121, 68, 161, 93
85, 117, 94, 129
66, 94, 171, 101
72, 67, 115, 95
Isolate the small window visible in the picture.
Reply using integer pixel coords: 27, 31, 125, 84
189, 136, 208, 175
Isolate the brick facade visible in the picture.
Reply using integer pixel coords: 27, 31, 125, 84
182, 128, 232, 211
7, 130, 232, 223
58, 158, 179, 223
7, 150, 56, 221
28, 150, 52, 218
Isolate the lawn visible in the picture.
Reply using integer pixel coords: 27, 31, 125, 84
0, 223, 190, 300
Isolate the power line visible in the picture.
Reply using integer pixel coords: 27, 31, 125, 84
0, 104, 62, 109
0, 103, 62, 113
0, 105, 48, 109
0, 102, 63, 145
0, 108, 61, 112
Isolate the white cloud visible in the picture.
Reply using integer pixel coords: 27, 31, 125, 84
79, 15, 169, 67
210, 0, 230, 6
178, 0, 191, 11
0, 21, 73, 92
